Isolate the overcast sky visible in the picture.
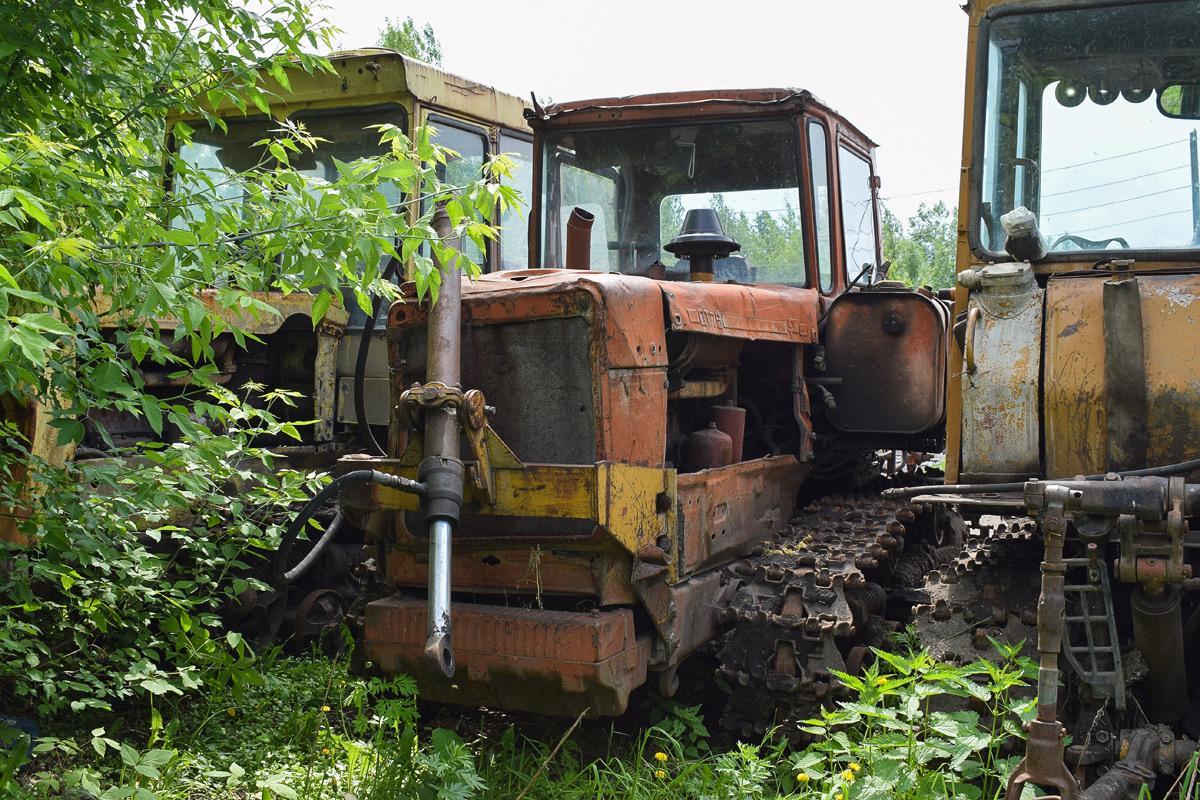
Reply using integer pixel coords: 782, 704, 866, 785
315, 1, 969, 224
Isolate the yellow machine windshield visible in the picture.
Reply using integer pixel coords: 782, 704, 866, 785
975, 1, 1200, 256
173, 104, 407, 225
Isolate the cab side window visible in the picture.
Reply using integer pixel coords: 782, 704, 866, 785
838, 146, 879, 280
808, 121, 834, 291
498, 132, 533, 270
428, 116, 488, 266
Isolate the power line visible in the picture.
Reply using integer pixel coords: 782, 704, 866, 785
1042, 163, 1190, 198
880, 187, 957, 201
1043, 138, 1191, 173
1047, 184, 1191, 217
1064, 207, 1191, 236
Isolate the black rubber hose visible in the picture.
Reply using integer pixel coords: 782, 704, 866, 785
882, 457, 1200, 500
354, 256, 403, 456
282, 513, 344, 585
273, 469, 425, 588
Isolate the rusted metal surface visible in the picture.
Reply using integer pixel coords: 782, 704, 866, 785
348, 459, 677, 570
390, 271, 670, 468
415, 208, 464, 679
564, 207, 595, 269
312, 321, 342, 444
94, 289, 348, 335
348, 77, 932, 727
959, 263, 1043, 480
602, 367, 668, 468
1003, 719, 1080, 800
1045, 273, 1200, 479
530, 88, 877, 155
688, 424, 732, 470
363, 595, 651, 716
382, 544, 636, 605
0, 395, 75, 545
660, 282, 819, 344
1003, 484, 1078, 800
715, 497, 933, 741
180, 51, 529, 137
711, 405, 746, 462
637, 570, 723, 672
822, 287, 949, 434
678, 456, 806, 575
1130, 585, 1187, 723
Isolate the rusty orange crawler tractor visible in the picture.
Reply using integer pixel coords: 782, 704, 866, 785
337, 88, 954, 730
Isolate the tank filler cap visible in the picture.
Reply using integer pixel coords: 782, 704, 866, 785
975, 262, 1035, 296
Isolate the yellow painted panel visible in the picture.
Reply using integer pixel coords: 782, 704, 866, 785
1044, 278, 1107, 478
1044, 274, 1200, 477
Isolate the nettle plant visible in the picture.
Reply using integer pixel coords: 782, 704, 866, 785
0, 0, 518, 719
785, 641, 1037, 800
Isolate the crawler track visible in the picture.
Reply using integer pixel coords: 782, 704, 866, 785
914, 517, 1042, 664
714, 494, 959, 741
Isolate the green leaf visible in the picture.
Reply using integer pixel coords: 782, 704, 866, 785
17, 312, 73, 337
53, 419, 85, 446
14, 190, 54, 232
141, 395, 163, 436
310, 290, 332, 322
91, 362, 126, 393
140, 749, 174, 767
163, 229, 198, 247
377, 159, 418, 180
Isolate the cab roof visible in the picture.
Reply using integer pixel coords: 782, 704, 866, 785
528, 87, 877, 149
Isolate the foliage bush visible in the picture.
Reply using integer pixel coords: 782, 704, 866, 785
0, 0, 516, 721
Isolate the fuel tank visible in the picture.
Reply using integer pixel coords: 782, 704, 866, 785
1044, 270, 1200, 478
958, 264, 1200, 480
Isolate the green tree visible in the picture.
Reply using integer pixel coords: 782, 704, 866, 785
377, 16, 444, 65
882, 201, 957, 288
0, 0, 513, 716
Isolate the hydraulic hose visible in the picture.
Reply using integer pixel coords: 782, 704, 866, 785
882, 456, 1200, 500
354, 256, 403, 457
273, 469, 426, 588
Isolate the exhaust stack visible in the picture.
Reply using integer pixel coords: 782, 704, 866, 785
564, 207, 595, 269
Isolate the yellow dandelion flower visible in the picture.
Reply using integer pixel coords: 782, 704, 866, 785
835, 793, 844, 800
875, 677, 887, 686
322, 748, 331, 755
226, 708, 236, 717
654, 769, 667, 780
850, 762, 861, 772
321, 705, 331, 712
796, 772, 810, 783
654, 751, 668, 762
842, 770, 855, 781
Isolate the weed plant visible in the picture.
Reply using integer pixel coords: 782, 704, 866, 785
6, 639, 1194, 800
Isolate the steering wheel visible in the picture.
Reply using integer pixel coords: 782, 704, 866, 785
1051, 233, 1131, 251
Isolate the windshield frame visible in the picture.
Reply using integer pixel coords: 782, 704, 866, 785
532, 114, 812, 285
969, 0, 1200, 264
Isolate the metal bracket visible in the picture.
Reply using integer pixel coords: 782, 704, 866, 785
1003, 720, 1080, 800
398, 382, 521, 504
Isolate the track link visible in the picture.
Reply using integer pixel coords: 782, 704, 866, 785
714, 494, 949, 741
913, 517, 1041, 665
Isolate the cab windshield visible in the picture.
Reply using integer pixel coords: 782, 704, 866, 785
977, 2, 1200, 255
173, 104, 406, 225
539, 120, 805, 283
